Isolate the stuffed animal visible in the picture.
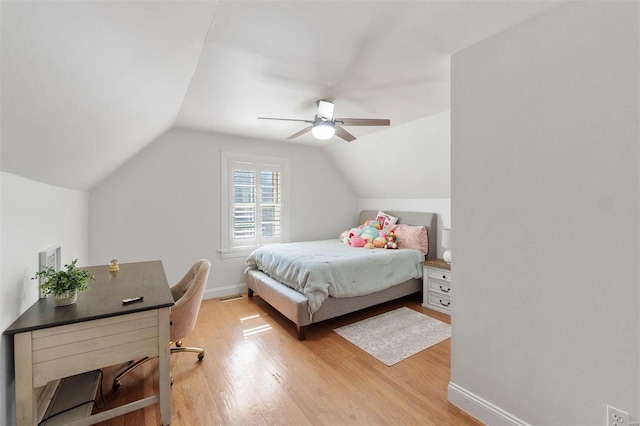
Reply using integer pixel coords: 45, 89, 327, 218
359, 225, 380, 242
363, 219, 381, 228
373, 236, 386, 248
341, 222, 388, 249
384, 231, 399, 249
340, 227, 362, 245
350, 236, 366, 247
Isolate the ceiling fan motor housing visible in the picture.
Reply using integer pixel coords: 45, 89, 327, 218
316, 100, 335, 121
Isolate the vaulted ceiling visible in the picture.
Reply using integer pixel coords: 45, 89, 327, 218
1, 1, 560, 191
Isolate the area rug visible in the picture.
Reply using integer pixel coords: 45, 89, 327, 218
333, 307, 451, 366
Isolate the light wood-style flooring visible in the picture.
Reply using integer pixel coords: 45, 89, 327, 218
94, 293, 482, 425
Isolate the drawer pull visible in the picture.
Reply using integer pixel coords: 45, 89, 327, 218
439, 285, 450, 293
439, 299, 451, 307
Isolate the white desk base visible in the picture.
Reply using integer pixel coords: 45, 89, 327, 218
15, 308, 171, 425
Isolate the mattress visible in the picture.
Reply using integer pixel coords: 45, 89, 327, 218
245, 239, 424, 315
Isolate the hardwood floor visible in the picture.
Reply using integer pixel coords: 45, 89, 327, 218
93, 293, 482, 425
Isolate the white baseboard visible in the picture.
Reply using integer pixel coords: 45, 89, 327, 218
448, 382, 530, 426
203, 283, 247, 300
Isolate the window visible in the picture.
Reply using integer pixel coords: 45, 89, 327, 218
220, 152, 290, 258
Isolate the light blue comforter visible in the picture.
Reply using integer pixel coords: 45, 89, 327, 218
245, 239, 423, 315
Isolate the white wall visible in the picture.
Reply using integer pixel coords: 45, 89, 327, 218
89, 127, 359, 298
449, 2, 639, 425
0, 172, 89, 425
327, 111, 450, 199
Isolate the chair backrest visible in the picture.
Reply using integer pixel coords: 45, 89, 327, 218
169, 259, 210, 342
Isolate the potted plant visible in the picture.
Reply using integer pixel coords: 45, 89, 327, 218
33, 259, 95, 306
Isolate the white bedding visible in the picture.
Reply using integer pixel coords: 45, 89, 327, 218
245, 239, 424, 315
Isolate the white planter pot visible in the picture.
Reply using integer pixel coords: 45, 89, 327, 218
54, 291, 78, 307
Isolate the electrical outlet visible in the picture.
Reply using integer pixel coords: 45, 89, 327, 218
608, 405, 630, 426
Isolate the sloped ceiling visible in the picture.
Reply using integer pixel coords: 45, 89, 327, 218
1, 1, 560, 191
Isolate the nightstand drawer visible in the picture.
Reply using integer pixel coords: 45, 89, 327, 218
427, 268, 451, 282
428, 279, 451, 294
427, 291, 451, 312
421, 259, 451, 315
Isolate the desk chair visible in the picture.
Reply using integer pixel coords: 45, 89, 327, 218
112, 259, 211, 389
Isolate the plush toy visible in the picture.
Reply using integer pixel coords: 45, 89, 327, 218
373, 236, 386, 248
359, 225, 380, 242
341, 221, 389, 249
340, 227, 362, 245
363, 219, 382, 229
350, 236, 366, 247
384, 231, 399, 249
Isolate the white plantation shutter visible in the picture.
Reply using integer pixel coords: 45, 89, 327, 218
232, 166, 257, 244
221, 152, 289, 256
259, 168, 282, 242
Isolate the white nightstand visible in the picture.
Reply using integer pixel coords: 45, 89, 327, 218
421, 259, 451, 315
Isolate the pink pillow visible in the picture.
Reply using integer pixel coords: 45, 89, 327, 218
393, 224, 428, 254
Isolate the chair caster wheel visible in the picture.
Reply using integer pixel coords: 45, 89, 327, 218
198, 353, 205, 361
112, 382, 121, 390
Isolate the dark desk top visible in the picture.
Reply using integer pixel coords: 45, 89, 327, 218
4, 260, 175, 335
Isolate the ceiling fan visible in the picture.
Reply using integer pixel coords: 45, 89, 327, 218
258, 100, 390, 142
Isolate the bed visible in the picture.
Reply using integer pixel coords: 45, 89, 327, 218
245, 210, 437, 340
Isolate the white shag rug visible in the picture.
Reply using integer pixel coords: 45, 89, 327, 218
334, 307, 451, 366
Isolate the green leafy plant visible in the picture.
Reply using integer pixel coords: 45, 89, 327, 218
33, 259, 95, 297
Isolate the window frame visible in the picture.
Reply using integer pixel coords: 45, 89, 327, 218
220, 151, 290, 259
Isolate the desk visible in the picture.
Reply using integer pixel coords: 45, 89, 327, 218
4, 260, 174, 426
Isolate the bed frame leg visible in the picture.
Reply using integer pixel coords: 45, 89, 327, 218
248, 288, 254, 298
297, 325, 308, 341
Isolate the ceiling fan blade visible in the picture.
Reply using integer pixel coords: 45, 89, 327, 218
336, 118, 390, 127
286, 126, 312, 139
258, 117, 313, 123
335, 126, 356, 142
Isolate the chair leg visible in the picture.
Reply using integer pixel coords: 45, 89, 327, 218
112, 357, 151, 389
113, 343, 204, 389
171, 345, 205, 361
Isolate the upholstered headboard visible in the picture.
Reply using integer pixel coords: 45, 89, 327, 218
357, 210, 438, 260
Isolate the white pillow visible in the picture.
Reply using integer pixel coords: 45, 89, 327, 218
376, 210, 398, 233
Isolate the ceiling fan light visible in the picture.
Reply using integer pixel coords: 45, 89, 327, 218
311, 122, 335, 140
